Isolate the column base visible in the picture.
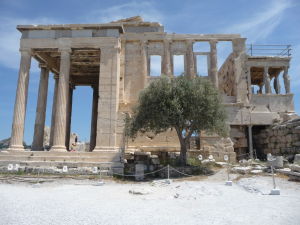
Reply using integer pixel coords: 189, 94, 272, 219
92, 146, 119, 152
7, 145, 24, 151
50, 145, 67, 152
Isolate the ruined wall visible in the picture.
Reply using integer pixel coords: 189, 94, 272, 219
218, 53, 235, 96
253, 118, 300, 157
127, 129, 180, 152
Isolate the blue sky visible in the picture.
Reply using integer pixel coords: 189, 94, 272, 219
0, 0, 299, 144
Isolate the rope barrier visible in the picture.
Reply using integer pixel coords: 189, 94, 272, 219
110, 166, 168, 177
169, 166, 194, 177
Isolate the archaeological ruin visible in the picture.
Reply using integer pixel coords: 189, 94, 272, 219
1, 16, 299, 173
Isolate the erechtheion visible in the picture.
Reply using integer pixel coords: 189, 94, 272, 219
3, 16, 296, 171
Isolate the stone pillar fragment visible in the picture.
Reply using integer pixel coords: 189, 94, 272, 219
283, 66, 291, 94
263, 66, 271, 94
50, 48, 71, 152
90, 86, 98, 151
65, 85, 74, 150
209, 40, 218, 88
185, 40, 196, 78
9, 49, 32, 150
274, 75, 281, 94
49, 74, 59, 147
32, 64, 50, 151
162, 39, 172, 77
93, 46, 120, 151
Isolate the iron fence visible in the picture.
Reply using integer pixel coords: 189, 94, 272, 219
247, 44, 292, 57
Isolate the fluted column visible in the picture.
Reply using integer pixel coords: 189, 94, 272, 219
65, 84, 74, 150
49, 74, 59, 147
283, 66, 291, 94
50, 48, 71, 151
140, 40, 148, 87
263, 66, 271, 94
90, 86, 98, 151
185, 40, 196, 78
209, 40, 218, 88
274, 75, 281, 94
32, 64, 50, 151
162, 39, 172, 77
9, 48, 32, 151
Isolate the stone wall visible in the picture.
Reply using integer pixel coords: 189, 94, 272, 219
253, 118, 300, 157
218, 53, 235, 96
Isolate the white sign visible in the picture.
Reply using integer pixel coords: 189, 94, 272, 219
62, 166, 68, 173
92, 167, 98, 174
14, 164, 20, 171
224, 155, 229, 161
7, 164, 13, 171
197, 154, 203, 161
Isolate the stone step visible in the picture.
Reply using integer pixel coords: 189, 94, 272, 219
0, 155, 122, 162
0, 150, 121, 157
0, 160, 124, 168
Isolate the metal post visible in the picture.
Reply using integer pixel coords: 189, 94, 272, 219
271, 165, 276, 189
227, 163, 230, 181
167, 164, 170, 180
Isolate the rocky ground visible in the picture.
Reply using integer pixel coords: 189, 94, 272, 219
0, 169, 299, 225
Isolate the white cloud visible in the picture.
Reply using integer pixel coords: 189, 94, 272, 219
86, 1, 164, 24
224, 0, 293, 42
0, 17, 60, 71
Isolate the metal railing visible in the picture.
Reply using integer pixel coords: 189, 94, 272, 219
247, 44, 292, 57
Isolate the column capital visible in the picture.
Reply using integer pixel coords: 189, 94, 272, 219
59, 47, 72, 54
19, 48, 32, 55
209, 39, 218, 46
264, 66, 269, 72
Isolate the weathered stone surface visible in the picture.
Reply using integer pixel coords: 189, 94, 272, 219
294, 154, 300, 165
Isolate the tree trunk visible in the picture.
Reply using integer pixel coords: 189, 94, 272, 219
179, 144, 187, 166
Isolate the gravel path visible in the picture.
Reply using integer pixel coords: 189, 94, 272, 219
0, 171, 299, 225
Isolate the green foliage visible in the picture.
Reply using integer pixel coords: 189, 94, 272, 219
126, 75, 228, 165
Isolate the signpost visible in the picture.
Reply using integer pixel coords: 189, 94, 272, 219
267, 153, 280, 195
224, 155, 232, 186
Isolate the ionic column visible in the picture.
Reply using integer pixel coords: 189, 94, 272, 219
162, 39, 172, 77
94, 46, 120, 151
185, 40, 196, 78
283, 66, 291, 94
49, 74, 59, 147
65, 84, 74, 150
209, 40, 218, 88
50, 48, 71, 151
90, 86, 98, 151
274, 75, 281, 94
263, 66, 271, 94
140, 40, 148, 87
32, 64, 50, 151
9, 48, 32, 151
248, 125, 254, 159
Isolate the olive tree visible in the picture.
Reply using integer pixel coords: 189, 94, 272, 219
125, 75, 228, 165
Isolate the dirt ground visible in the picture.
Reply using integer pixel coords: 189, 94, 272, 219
0, 169, 299, 225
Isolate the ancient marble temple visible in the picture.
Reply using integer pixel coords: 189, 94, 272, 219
6, 16, 295, 167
